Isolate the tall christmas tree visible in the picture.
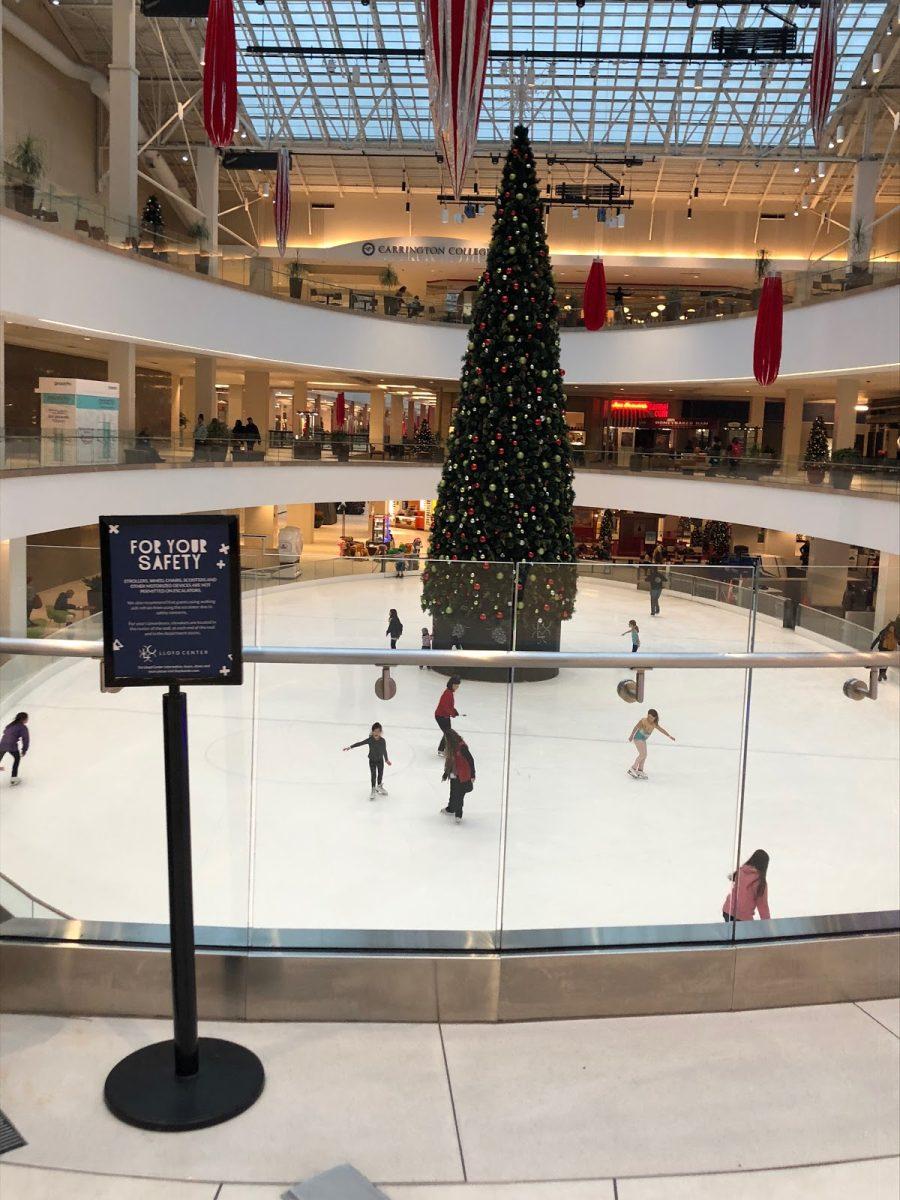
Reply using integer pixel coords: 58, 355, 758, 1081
804, 415, 828, 467
704, 520, 732, 562
598, 508, 616, 557
141, 194, 164, 231
422, 126, 576, 654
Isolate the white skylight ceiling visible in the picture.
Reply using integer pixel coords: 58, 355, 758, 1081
233, 1, 887, 152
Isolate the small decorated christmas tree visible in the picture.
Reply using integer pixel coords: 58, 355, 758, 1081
421, 126, 576, 663
804, 415, 828, 467
416, 418, 434, 450
141, 194, 164, 231
598, 508, 616, 556
704, 520, 732, 562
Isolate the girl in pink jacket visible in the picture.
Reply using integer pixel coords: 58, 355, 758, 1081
723, 849, 770, 921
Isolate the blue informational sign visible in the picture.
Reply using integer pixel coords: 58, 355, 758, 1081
100, 515, 243, 688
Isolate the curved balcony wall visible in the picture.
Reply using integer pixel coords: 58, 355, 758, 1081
2, 214, 899, 385
1, 457, 897, 552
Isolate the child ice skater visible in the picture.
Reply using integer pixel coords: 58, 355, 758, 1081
627, 708, 675, 779
0, 712, 29, 787
622, 619, 640, 653
419, 626, 433, 669
343, 722, 392, 799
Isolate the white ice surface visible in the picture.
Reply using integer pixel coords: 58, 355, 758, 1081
1, 571, 897, 936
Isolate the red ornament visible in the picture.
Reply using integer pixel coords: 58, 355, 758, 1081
753, 274, 783, 386
480, 613, 487, 621
583, 259, 608, 331
203, 0, 238, 148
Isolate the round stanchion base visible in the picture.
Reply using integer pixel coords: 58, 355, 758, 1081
104, 1037, 265, 1131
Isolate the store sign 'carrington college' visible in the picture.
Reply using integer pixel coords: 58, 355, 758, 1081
361, 239, 488, 259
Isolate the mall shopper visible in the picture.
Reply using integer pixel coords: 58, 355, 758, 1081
723, 850, 771, 922
386, 609, 403, 649
622, 619, 640, 653
53, 589, 78, 624
648, 569, 664, 616
419, 627, 433, 669
441, 728, 476, 823
0, 712, 29, 786
343, 722, 391, 799
244, 418, 262, 450
871, 616, 898, 682
435, 675, 462, 754
627, 708, 675, 779
193, 414, 208, 455
231, 419, 246, 452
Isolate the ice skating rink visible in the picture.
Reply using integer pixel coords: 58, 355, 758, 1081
1, 569, 898, 938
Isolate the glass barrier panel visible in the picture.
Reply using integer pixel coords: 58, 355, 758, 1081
247, 558, 515, 947
0, 547, 258, 949
736, 564, 899, 939
500, 563, 755, 947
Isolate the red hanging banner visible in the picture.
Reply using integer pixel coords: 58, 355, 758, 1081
809, 0, 838, 146
583, 259, 607, 331
753, 275, 783, 387
335, 392, 346, 429
274, 148, 291, 257
203, 0, 237, 149
423, 0, 495, 199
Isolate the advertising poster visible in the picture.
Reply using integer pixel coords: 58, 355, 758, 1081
39, 378, 120, 465
100, 514, 243, 688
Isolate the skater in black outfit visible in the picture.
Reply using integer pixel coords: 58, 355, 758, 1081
386, 609, 403, 649
441, 728, 476, 823
648, 568, 664, 616
343, 722, 392, 799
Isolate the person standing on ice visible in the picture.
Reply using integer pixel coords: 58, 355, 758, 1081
622, 619, 640, 654
723, 850, 771, 922
627, 708, 675, 779
343, 722, 392, 800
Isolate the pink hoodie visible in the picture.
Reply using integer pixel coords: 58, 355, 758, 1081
723, 866, 770, 921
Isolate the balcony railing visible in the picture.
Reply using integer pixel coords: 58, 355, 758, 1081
4, 170, 898, 330
3, 430, 898, 499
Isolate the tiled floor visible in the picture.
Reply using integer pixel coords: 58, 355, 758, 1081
0, 1002, 897, 1197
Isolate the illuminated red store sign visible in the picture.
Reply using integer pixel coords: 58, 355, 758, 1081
607, 399, 670, 421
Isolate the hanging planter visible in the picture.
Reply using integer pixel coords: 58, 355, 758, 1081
583, 259, 607, 331
423, 0, 495, 199
203, 0, 237, 148
274, 148, 291, 257
809, 0, 837, 146
753, 274, 783, 386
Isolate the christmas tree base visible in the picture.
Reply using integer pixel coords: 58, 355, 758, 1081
431, 614, 561, 682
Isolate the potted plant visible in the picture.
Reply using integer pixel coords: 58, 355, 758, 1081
187, 221, 210, 274
379, 264, 399, 289
803, 415, 829, 484
9, 134, 44, 216
292, 435, 322, 460
331, 429, 351, 462
289, 260, 303, 299
830, 446, 858, 490
205, 417, 230, 462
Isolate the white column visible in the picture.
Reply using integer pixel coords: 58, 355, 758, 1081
389, 393, 404, 445
195, 356, 217, 426
291, 380, 307, 434
196, 146, 220, 277
227, 384, 243, 429
806, 538, 852, 609
169, 377, 181, 445
406, 397, 416, 438
244, 371, 271, 438
108, 0, 138, 223
748, 393, 766, 442
107, 340, 136, 436
0, 538, 27, 638
833, 377, 860, 451
849, 159, 880, 267
370, 391, 385, 451
781, 389, 803, 466
873, 553, 900, 634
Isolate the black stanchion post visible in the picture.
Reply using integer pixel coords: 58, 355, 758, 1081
163, 683, 199, 1078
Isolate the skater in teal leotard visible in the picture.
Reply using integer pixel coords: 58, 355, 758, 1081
628, 708, 675, 779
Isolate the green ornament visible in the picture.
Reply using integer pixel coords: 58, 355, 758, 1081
508, 247, 516, 255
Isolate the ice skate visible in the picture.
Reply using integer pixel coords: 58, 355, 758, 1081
441, 806, 453, 815
627, 767, 639, 779
636, 770, 648, 780
369, 787, 376, 800
376, 784, 388, 795
10, 778, 20, 787
455, 815, 462, 823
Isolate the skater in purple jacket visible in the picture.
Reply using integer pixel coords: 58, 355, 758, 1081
0, 713, 29, 786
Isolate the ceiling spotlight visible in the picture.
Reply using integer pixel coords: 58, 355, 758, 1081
576, 0, 586, 8
828, 140, 835, 149
836, 124, 845, 143
793, 164, 801, 173
659, 62, 668, 79
686, 206, 693, 219
240, 130, 248, 140
793, 207, 799, 217
405, 199, 410, 213
801, 193, 809, 209
872, 52, 882, 74
350, 65, 361, 86
453, 211, 464, 224
694, 70, 703, 90
817, 161, 826, 178
326, 58, 336, 73
440, 205, 449, 224
262, 181, 270, 198
181, 153, 189, 162
572, 206, 579, 219
861, 76, 868, 87
693, 184, 699, 198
